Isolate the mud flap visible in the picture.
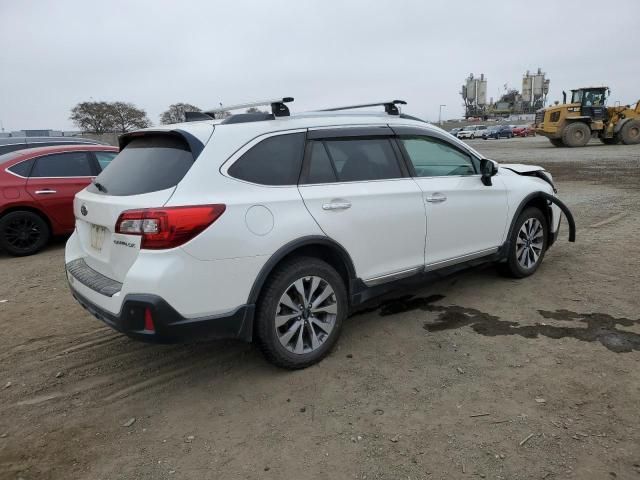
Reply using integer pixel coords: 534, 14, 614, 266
540, 192, 576, 242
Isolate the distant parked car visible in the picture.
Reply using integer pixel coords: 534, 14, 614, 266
512, 125, 536, 137
457, 125, 487, 139
0, 136, 105, 156
449, 127, 463, 136
482, 125, 514, 139
0, 144, 118, 256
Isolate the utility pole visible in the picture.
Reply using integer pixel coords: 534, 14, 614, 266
439, 105, 446, 126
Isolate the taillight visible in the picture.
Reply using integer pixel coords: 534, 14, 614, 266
115, 204, 226, 249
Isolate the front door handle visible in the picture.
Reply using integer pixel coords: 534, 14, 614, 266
322, 201, 352, 211
425, 193, 447, 203
35, 189, 57, 195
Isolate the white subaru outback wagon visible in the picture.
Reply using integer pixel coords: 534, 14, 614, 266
66, 99, 575, 369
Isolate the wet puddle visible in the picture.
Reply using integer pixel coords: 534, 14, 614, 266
377, 295, 640, 353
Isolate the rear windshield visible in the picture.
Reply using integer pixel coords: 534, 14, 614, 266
87, 135, 194, 196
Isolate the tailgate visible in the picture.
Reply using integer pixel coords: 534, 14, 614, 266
70, 127, 213, 283
73, 187, 176, 282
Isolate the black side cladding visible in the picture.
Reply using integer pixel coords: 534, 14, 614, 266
539, 192, 576, 242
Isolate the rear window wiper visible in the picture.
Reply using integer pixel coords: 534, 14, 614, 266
92, 180, 108, 193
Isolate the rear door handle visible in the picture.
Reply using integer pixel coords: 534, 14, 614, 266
425, 193, 447, 203
35, 189, 57, 195
322, 201, 352, 211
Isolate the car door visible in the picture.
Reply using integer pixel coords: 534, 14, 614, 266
298, 127, 426, 284
25, 151, 96, 230
392, 127, 509, 269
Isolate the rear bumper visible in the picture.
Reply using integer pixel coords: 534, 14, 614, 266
69, 283, 255, 343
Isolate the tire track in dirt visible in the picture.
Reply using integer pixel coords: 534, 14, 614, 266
6, 341, 253, 411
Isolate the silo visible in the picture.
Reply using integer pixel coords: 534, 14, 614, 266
533, 69, 545, 98
477, 74, 487, 106
466, 76, 477, 102
522, 74, 533, 102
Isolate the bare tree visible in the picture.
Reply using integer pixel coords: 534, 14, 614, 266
109, 102, 151, 133
69, 101, 114, 134
160, 103, 202, 125
213, 110, 232, 119
70, 101, 151, 134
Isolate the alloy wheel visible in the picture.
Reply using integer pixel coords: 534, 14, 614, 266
3, 216, 42, 251
275, 276, 337, 355
516, 218, 544, 269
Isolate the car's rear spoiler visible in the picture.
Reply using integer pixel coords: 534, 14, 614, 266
118, 127, 213, 158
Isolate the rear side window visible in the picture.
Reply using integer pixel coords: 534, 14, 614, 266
306, 138, 402, 183
228, 133, 305, 186
7, 158, 35, 177
88, 135, 194, 196
31, 152, 93, 177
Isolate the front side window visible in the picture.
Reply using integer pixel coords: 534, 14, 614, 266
305, 138, 402, 184
228, 132, 305, 186
399, 136, 476, 177
30, 152, 93, 177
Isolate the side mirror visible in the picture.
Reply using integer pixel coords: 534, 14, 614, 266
480, 159, 498, 186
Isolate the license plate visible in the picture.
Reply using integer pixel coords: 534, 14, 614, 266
90, 224, 107, 251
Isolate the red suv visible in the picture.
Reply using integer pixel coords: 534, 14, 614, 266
0, 144, 118, 256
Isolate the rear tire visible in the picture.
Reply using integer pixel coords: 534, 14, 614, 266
549, 138, 564, 147
562, 122, 591, 147
499, 207, 548, 279
0, 210, 50, 256
254, 256, 347, 369
620, 120, 640, 145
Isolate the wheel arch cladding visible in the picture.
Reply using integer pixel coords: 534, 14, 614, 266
247, 236, 356, 307
503, 192, 575, 256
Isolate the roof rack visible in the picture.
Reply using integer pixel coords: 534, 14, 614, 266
318, 100, 407, 115
205, 97, 294, 118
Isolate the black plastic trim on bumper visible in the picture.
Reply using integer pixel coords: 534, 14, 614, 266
70, 288, 255, 343
66, 258, 122, 297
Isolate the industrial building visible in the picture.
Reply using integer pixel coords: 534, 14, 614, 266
461, 68, 550, 119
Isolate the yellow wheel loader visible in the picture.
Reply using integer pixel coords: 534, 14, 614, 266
534, 87, 640, 147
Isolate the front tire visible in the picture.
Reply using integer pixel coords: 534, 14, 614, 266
499, 207, 548, 278
0, 210, 50, 256
549, 138, 564, 147
255, 257, 347, 369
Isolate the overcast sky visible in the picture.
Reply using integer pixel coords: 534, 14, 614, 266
1, 0, 639, 131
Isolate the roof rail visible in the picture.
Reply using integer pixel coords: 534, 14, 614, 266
205, 97, 294, 117
318, 100, 407, 115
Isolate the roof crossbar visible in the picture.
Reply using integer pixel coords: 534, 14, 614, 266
205, 97, 294, 117
319, 100, 407, 115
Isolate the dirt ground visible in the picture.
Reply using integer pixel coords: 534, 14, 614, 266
1, 136, 639, 480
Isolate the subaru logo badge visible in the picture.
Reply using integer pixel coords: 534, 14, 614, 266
80, 205, 88, 216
